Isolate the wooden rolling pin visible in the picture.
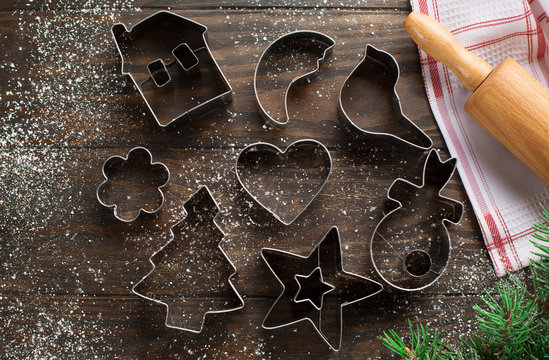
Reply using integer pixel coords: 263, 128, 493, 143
404, 11, 549, 184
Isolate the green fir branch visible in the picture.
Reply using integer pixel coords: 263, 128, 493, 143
381, 320, 462, 360
466, 281, 541, 359
379, 205, 549, 360
531, 204, 549, 308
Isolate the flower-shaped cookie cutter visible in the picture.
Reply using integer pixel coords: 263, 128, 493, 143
97, 147, 170, 222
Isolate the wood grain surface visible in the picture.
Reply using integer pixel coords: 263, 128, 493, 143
0, 0, 521, 359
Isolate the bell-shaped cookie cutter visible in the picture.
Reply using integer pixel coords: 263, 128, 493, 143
254, 31, 335, 127
235, 139, 332, 225
112, 11, 233, 127
339, 44, 433, 150
261, 227, 383, 351
370, 149, 463, 291
132, 186, 245, 333
96, 147, 170, 222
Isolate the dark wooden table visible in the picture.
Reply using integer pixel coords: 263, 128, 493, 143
1, 0, 520, 358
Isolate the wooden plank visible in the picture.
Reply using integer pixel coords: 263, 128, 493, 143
0, 3, 513, 359
1, 147, 494, 300
1, 293, 488, 359
1, 0, 411, 12
2, 10, 434, 150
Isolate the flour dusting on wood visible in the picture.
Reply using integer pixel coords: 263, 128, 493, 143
0, 1, 524, 359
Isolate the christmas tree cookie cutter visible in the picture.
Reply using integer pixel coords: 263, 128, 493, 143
254, 31, 335, 127
235, 139, 332, 225
261, 227, 383, 351
96, 147, 170, 222
370, 149, 463, 291
132, 186, 244, 333
339, 44, 432, 150
112, 11, 233, 127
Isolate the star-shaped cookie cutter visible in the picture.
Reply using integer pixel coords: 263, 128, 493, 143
261, 227, 383, 351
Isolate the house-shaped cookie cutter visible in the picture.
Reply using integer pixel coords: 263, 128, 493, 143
112, 11, 233, 127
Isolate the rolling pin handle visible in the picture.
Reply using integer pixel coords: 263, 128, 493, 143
404, 11, 493, 92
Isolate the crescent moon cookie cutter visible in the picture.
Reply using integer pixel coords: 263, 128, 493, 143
254, 31, 335, 127
339, 44, 433, 150
132, 186, 245, 333
112, 11, 233, 127
96, 147, 170, 223
370, 149, 464, 291
261, 226, 383, 351
235, 139, 332, 225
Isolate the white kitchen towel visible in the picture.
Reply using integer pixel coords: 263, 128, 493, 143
410, 0, 549, 276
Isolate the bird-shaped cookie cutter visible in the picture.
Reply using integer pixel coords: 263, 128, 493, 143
339, 44, 433, 150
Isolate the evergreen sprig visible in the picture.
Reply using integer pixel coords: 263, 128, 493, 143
532, 205, 549, 308
381, 320, 463, 360
379, 205, 549, 359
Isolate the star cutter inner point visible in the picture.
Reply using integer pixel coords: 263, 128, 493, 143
261, 226, 383, 351
293, 267, 335, 311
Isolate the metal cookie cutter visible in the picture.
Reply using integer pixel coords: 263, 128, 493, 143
254, 31, 335, 127
339, 44, 432, 149
132, 186, 244, 333
97, 147, 169, 222
112, 11, 233, 127
370, 149, 463, 291
262, 227, 383, 351
235, 139, 332, 225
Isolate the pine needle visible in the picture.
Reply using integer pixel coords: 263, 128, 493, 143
379, 204, 549, 359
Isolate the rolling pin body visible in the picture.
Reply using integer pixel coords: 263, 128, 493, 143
405, 11, 549, 184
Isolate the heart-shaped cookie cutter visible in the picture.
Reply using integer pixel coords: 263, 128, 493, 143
235, 139, 332, 225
